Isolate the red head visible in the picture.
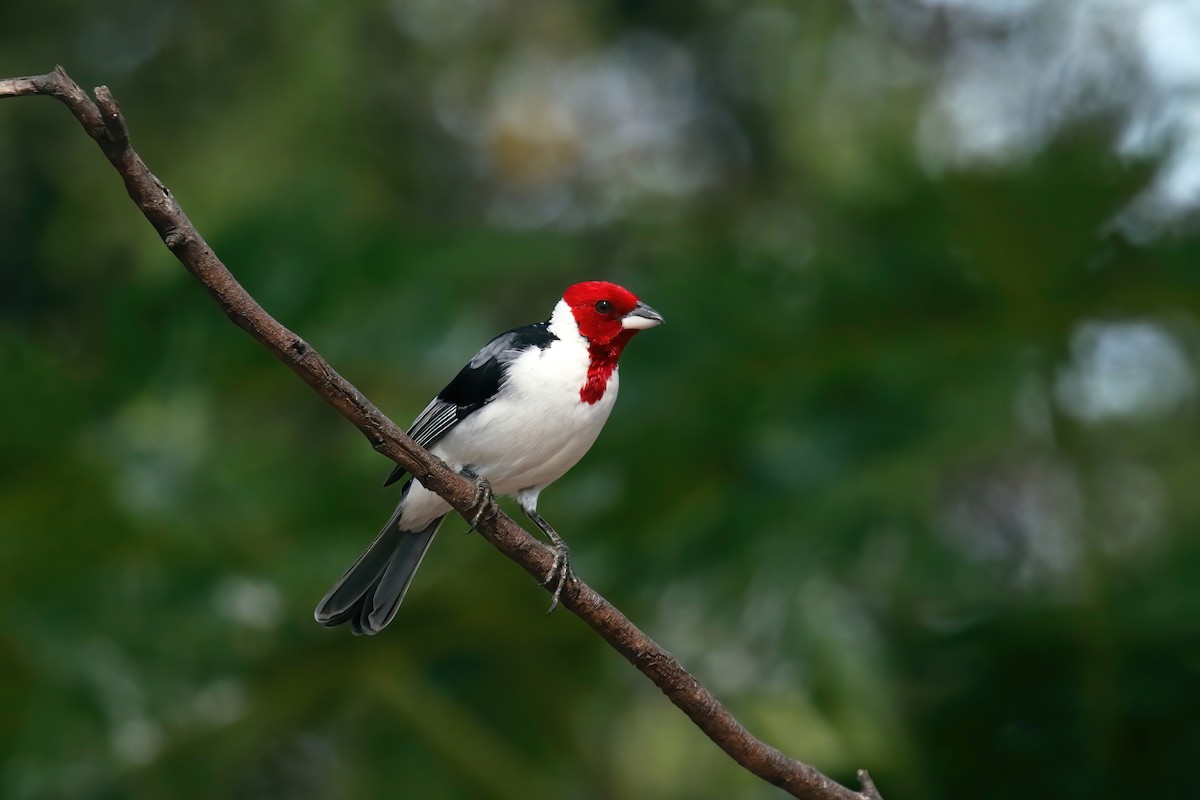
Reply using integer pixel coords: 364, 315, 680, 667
561, 281, 663, 404
562, 281, 664, 346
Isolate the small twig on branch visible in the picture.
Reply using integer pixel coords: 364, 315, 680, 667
0, 66, 884, 800
858, 770, 885, 800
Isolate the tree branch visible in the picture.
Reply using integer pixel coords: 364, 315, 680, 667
1, 66, 883, 800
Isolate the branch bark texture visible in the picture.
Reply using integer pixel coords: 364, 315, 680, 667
0, 66, 882, 800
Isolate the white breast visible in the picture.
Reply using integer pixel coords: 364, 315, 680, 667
398, 301, 620, 529
443, 346, 617, 489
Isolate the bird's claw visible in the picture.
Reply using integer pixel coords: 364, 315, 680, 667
542, 541, 575, 612
464, 473, 494, 535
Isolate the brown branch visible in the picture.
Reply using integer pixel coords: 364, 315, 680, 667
1, 66, 884, 800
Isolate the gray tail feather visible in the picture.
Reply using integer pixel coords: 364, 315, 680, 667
314, 511, 445, 635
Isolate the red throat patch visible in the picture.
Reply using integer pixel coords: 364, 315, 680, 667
580, 331, 634, 404
560, 281, 644, 404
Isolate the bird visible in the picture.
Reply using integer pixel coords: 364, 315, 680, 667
314, 281, 664, 635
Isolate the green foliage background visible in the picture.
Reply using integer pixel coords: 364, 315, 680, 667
3, 2, 1200, 799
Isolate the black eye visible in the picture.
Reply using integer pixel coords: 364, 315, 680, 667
595, 299, 613, 313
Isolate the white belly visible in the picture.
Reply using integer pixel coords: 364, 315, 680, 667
398, 344, 620, 530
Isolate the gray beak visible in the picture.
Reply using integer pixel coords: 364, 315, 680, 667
621, 300, 665, 330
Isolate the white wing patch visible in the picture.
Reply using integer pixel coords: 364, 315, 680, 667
406, 399, 460, 449
468, 331, 522, 369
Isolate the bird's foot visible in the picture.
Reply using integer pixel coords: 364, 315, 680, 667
541, 540, 575, 612
462, 471, 494, 535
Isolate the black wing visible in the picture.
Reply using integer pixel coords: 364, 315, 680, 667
383, 321, 557, 487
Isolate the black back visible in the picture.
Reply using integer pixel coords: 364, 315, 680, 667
383, 321, 557, 487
